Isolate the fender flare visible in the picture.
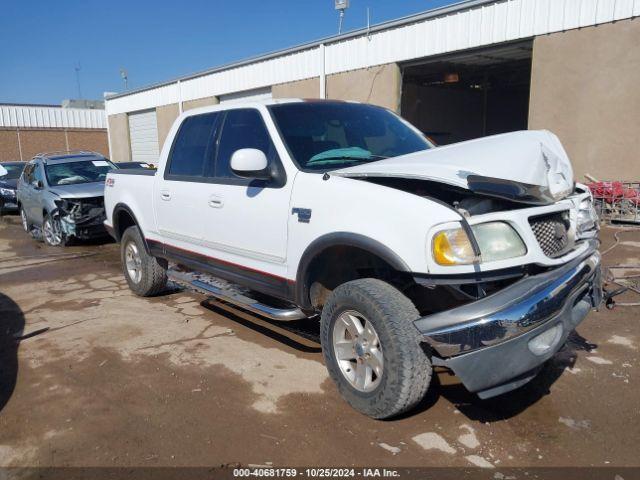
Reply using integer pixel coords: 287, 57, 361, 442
294, 232, 411, 308
112, 203, 151, 253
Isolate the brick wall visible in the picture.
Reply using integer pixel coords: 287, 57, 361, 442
0, 128, 108, 162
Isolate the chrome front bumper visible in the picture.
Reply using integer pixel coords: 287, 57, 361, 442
414, 241, 602, 398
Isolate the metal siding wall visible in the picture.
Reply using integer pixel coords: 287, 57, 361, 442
0, 105, 106, 129
105, 0, 639, 115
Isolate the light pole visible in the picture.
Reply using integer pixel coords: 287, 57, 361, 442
120, 69, 129, 91
75, 63, 82, 99
335, 0, 350, 34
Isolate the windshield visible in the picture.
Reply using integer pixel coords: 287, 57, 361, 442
0, 164, 25, 180
45, 160, 116, 186
269, 102, 433, 171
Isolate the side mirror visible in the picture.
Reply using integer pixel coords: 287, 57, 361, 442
230, 149, 270, 180
34, 180, 44, 189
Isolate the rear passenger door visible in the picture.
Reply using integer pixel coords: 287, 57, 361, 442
153, 112, 220, 250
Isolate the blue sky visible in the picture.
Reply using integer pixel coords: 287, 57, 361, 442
0, 0, 459, 104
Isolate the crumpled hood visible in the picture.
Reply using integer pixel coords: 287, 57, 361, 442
49, 182, 106, 199
333, 130, 574, 204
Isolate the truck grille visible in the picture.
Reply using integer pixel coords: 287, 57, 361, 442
529, 211, 571, 258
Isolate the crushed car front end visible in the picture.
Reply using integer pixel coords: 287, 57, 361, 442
53, 196, 108, 240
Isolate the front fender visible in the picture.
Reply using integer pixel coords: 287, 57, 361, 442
294, 232, 412, 307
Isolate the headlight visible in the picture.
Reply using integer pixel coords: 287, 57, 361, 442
471, 222, 527, 262
0, 187, 15, 196
432, 227, 477, 266
432, 222, 526, 266
577, 198, 598, 234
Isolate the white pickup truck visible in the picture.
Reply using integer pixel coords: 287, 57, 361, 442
104, 99, 601, 419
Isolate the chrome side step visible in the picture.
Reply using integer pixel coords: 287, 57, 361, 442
191, 280, 307, 322
169, 270, 307, 322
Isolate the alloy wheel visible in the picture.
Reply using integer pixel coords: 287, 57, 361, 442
43, 217, 63, 246
332, 310, 384, 392
125, 241, 142, 284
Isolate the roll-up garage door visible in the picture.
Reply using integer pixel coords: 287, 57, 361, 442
128, 109, 160, 164
219, 87, 272, 105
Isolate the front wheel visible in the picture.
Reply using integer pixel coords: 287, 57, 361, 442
320, 278, 432, 419
43, 212, 67, 247
121, 226, 167, 297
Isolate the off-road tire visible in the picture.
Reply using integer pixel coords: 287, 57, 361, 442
121, 226, 167, 297
320, 278, 432, 419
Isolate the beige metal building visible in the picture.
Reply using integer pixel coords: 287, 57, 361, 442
0, 103, 108, 162
105, 0, 640, 181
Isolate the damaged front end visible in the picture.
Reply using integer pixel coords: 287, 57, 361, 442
331, 130, 603, 398
54, 196, 108, 240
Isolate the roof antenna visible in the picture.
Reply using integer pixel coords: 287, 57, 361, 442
367, 7, 371, 40
335, 0, 350, 34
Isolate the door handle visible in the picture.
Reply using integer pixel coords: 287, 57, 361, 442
160, 191, 171, 201
208, 195, 224, 208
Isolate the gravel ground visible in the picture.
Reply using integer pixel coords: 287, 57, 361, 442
0, 215, 638, 472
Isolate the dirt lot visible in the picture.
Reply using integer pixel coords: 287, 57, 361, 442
0, 215, 639, 470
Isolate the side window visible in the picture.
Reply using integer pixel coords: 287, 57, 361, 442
215, 109, 278, 179
33, 164, 44, 185
166, 112, 219, 178
22, 164, 33, 183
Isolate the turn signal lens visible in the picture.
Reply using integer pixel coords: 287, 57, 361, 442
432, 227, 476, 266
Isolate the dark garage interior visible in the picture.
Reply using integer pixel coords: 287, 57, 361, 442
401, 41, 533, 146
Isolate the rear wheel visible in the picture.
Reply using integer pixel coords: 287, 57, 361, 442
121, 226, 167, 296
43, 213, 67, 247
320, 278, 432, 419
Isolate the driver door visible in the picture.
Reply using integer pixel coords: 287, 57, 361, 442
29, 163, 47, 225
201, 108, 291, 270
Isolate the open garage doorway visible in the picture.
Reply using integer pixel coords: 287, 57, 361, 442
401, 41, 533, 146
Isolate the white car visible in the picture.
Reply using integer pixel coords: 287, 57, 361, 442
104, 99, 601, 419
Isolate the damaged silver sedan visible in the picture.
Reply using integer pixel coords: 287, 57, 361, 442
16, 151, 116, 246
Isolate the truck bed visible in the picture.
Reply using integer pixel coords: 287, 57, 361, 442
104, 169, 157, 239
111, 168, 156, 176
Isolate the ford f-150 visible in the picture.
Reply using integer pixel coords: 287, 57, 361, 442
104, 99, 601, 419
